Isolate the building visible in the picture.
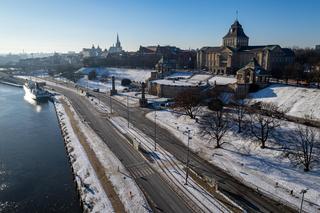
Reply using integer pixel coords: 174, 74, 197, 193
137, 45, 196, 69
81, 45, 108, 58
316, 45, 320, 52
109, 34, 123, 54
148, 73, 210, 98
236, 58, 271, 85
197, 19, 295, 75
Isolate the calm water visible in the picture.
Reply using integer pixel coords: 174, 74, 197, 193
0, 84, 81, 212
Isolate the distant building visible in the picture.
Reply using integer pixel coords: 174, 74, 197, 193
109, 34, 123, 54
316, 45, 320, 52
81, 45, 108, 58
138, 45, 196, 69
148, 73, 210, 98
197, 19, 295, 75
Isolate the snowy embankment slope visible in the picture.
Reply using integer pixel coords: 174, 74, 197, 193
146, 110, 320, 213
55, 96, 113, 212
56, 95, 151, 213
249, 84, 320, 121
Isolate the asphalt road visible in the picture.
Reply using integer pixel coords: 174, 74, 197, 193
51, 86, 193, 213
91, 91, 298, 213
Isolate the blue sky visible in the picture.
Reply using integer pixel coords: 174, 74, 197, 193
0, 0, 319, 53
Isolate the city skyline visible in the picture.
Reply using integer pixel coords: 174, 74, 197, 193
0, 0, 319, 53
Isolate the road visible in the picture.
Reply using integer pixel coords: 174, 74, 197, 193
91, 91, 298, 213
51, 85, 193, 213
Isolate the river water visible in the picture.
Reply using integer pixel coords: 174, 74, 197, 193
0, 84, 81, 212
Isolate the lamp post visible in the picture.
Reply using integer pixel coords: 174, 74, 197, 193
109, 93, 113, 114
299, 189, 308, 213
127, 95, 129, 128
154, 109, 157, 151
185, 129, 191, 185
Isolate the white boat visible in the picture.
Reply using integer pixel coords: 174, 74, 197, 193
23, 80, 50, 100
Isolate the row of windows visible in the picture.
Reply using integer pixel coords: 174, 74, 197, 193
223, 38, 248, 46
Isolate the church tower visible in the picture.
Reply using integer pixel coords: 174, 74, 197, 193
223, 20, 249, 48
116, 33, 121, 48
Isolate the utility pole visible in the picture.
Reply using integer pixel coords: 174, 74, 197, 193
299, 189, 308, 213
185, 129, 191, 185
127, 95, 129, 128
109, 93, 113, 114
154, 109, 157, 151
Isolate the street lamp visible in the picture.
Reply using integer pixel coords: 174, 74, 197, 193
127, 95, 129, 128
185, 129, 191, 185
154, 109, 157, 151
109, 93, 113, 114
299, 189, 308, 213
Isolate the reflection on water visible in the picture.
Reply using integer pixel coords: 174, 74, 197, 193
23, 95, 49, 112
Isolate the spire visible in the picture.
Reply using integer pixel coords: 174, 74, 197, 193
115, 33, 121, 48
236, 10, 238, 21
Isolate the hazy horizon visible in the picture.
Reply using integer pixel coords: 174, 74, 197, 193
0, 0, 319, 54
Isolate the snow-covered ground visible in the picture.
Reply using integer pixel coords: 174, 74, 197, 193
249, 84, 320, 121
57, 96, 151, 213
146, 109, 320, 212
55, 96, 113, 212
78, 67, 152, 82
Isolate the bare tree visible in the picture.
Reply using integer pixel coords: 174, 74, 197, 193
173, 89, 201, 119
292, 125, 319, 172
231, 97, 246, 133
249, 102, 284, 149
310, 68, 320, 88
199, 107, 230, 148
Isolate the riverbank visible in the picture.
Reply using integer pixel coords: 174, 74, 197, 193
53, 94, 150, 213
0, 72, 24, 87
54, 95, 113, 212
0, 80, 23, 87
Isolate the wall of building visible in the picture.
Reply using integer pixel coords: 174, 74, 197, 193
148, 82, 208, 98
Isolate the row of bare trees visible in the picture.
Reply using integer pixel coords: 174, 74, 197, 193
172, 90, 319, 172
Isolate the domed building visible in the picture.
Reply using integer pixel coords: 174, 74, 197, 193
197, 19, 294, 75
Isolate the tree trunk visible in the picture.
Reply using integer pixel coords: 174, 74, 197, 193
238, 120, 242, 133
216, 139, 221, 148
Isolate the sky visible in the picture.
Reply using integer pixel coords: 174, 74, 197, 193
0, 0, 319, 53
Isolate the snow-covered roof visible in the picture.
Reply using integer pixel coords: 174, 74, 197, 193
209, 76, 237, 85
152, 79, 207, 87
189, 74, 212, 81
166, 72, 193, 80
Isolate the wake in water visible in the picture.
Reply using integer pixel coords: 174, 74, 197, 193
23, 95, 43, 113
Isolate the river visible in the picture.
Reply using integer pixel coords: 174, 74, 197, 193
0, 83, 81, 212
